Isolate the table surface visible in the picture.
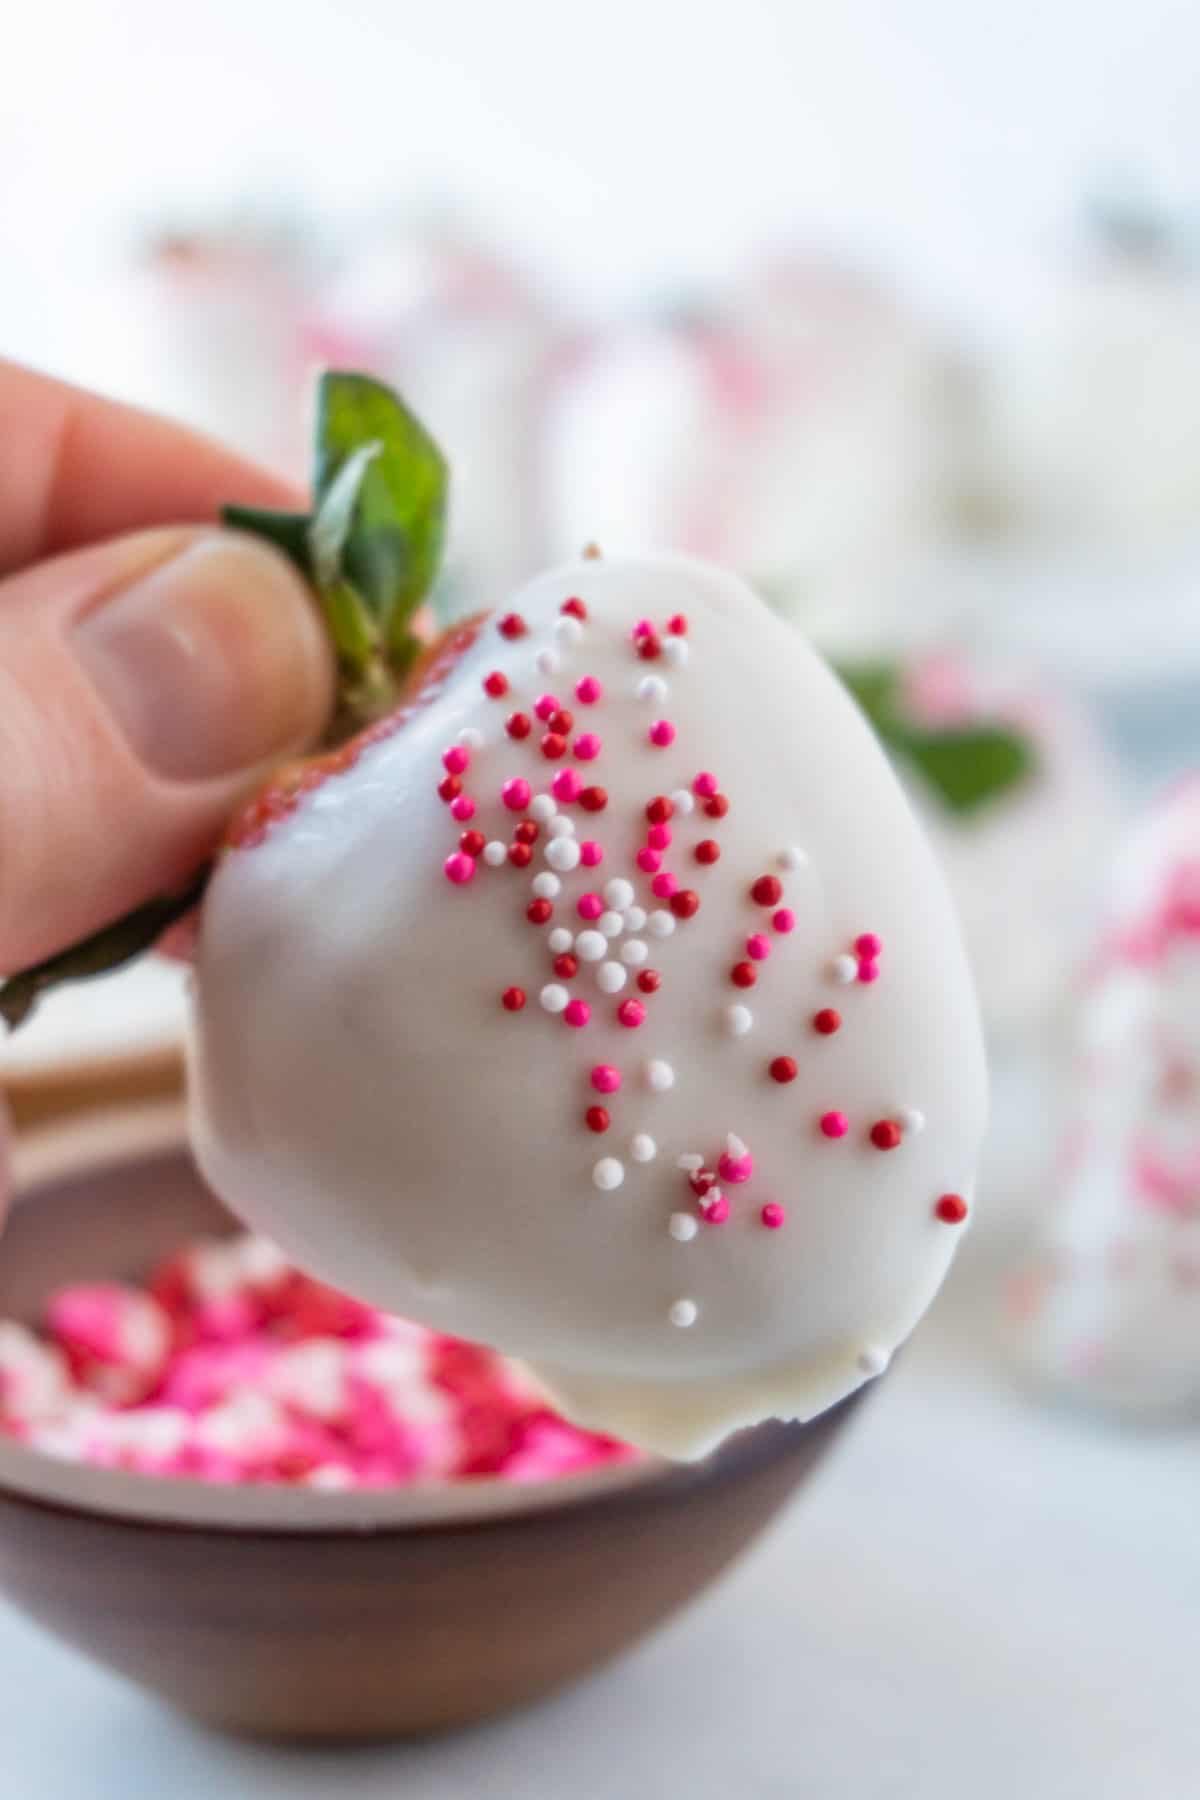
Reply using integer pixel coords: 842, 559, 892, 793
0, 1238, 1195, 1800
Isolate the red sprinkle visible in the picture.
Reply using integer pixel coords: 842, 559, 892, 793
501, 987, 526, 1012
646, 796, 674, 824
580, 786, 608, 812
526, 898, 552, 924
514, 820, 539, 845
813, 1009, 841, 1035
562, 597, 588, 620
637, 635, 662, 660
769, 1056, 797, 1083
586, 1106, 610, 1133
637, 969, 661, 993
506, 711, 531, 740
509, 843, 533, 869
751, 875, 783, 906
437, 775, 462, 803
540, 733, 567, 760
483, 671, 509, 698
460, 830, 486, 857
498, 613, 527, 639
870, 1121, 902, 1151
704, 794, 730, 819
670, 889, 700, 919
935, 1194, 969, 1224
761, 1202, 786, 1230
617, 1000, 646, 1029
694, 840, 721, 865
549, 708, 574, 736
689, 1170, 716, 1197
554, 954, 579, 980
731, 961, 757, 988
666, 614, 687, 635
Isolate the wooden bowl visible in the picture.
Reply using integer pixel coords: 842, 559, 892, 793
0, 1115, 862, 1740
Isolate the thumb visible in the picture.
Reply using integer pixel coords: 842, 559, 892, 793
0, 527, 334, 973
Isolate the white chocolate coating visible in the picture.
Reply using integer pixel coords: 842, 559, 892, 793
189, 556, 987, 1458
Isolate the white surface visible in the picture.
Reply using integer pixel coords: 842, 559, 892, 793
0, 1250, 1195, 1800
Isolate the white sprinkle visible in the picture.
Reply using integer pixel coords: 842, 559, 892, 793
545, 837, 582, 873
646, 1060, 676, 1092
857, 1346, 891, 1378
624, 905, 648, 931
483, 841, 507, 867
897, 1106, 926, 1135
554, 616, 583, 647
647, 910, 676, 939
668, 1298, 698, 1329
575, 929, 607, 963
531, 872, 561, 900
662, 637, 689, 669
726, 1133, 748, 1158
631, 1133, 657, 1163
620, 938, 649, 966
534, 647, 560, 676
778, 846, 807, 871
726, 1004, 753, 1037
592, 1157, 624, 1192
599, 910, 624, 938
456, 727, 484, 749
548, 928, 573, 954
597, 961, 627, 993
670, 788, 695, 816
604, 878, 635, 910
540, 984, 569, 1014
529, 794, 557, 823
548, 814, 576, 838
830, 953, 858, 985
677, 1152, 704, 1172
636, 674, 668, 704
669, 1213, 699, 1243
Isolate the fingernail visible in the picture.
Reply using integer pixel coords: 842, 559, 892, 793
74, 533, 334, 781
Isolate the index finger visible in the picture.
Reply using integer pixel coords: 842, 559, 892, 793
0, 358, 304, 578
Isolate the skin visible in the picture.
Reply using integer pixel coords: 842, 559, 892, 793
0, 358, 336, 1223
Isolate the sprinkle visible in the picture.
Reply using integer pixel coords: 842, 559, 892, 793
857, 959, 880, 984
625, 906, 648, 930
548, 927, 573, 953
597, 962, 627, 993
778, 847, 807, 871
501, 987, 526, 1012
575, 930, 607, 963
534, 694, 559, 722
562, 597, 588, 621
483, 671, 509, 698
534, 648, 560, 677
637, 634, 662, 661
857, 1346, 890, 1376
443, 852, 475, 885
632, 618, 654, 640
554, 954, 578, 980
670, 788, 696, 816
554, 615, 583, 647
636, 675, 668, 704
575, 676, 602, 704
726, 1133, 748, 1157
813, 1008, 841, 1035
509, 843, 533, 869
631, 1134, 657, 1163
647, 910, 676, 938
460, 830, 486, 857
545, 838, 582, 873
552, 768, 582, 803
574, 733, 602, 761
591, 1065, 622, 1094
540, 984, 568, 1014
646, 796, 674, 824
502, 778, 531, 812
549, 708, 574, 736
599, 911, 624, 938
746, 933, 771, 961
545, 813, 574, 839
529, 794, 557, 823
830, 954, 858, 985
769, 1056, 797, 1084
514, 820, 540, 844
726, 1005, 753, 1036
935, 1194, 969, 1224
443, 746, 470, 775
773, 908, 796, 934
662, 637, 688, 669
704, 794, 730, 819
580, 841, 603, 866
751, 875, 782, 906
870, 1121, 902, 1151
586, 1106, 610, 1132
580, 786, 608, 812
668, 1299, 698, 1328
450, 795, 476, 822
532, 873, 561, 900
605, 879, 635, 910
718, 1142, 753, 1184
700, 1194, 729, 1224
577, 892, 603, 920
541, 732, 567, 760
669, 1214, 698, 1243
582, 542, 602, 559
694, 839, 721, 865
667, 613, 687, 635
897, 1108, 926, 1137
820, 1111, 848, 1138
498, 613, 527, 639
669, 890, 699, 919
676, 1157, 703, 1179
649, 720, 676, 748
693, 773, 718, 798
592, 1158, 624, 1192
731, 961, 757, 988
651, 872, 678, 900
526, 897, 552, 923
483, 841, 507, 867
438, 775, 462, 803
646, 1059, 676, 1091
647, 822, 672, 851
457, 727, 484, 750
620, 939, 649, 966
617, 999, 646, 1029
855, 933, 882, 958
689, 1170, 716, 1196
636, 847, 662, 874
563, 999, 591, 1029
761, 1203, 786, 1230
637, 969, 661, 993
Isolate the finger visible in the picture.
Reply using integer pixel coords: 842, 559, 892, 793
0, 527, 334, 973
0, 358, 303, 577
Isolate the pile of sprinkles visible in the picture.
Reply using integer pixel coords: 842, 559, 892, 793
426, 591, 969, 1336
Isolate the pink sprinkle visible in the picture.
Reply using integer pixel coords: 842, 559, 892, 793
761, 1202, 786, 1230
773, 908, 796, 934
442, 746, 469, 776
667, 613, 687, 636
746, 933, 771, 961
443, 853, 475, 886
857, 959, 880, 984
563, 1000, 591, 1029
855, 933, 882, 958
649, 720, 676, 748
647, 823, 672, 850
577, 893, 604, 921
574, 732, 602, 761
501, 778, 531, 812
651, 872, 678, 900
701, 1194, 730, 1225
580, 841, 603, 867
693, 772, 718, 798
718, 1149, 754, 1184
617, 1000, 646, 1029
591, 1065, 622, 1094
575, 677, 602, 705
820, 1111, 848, 1139
636, 847, 662, 874
632, 618, 653, 640
552, 768, 582, 803
449, 795, 476, 822
534, 694, 559, 722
